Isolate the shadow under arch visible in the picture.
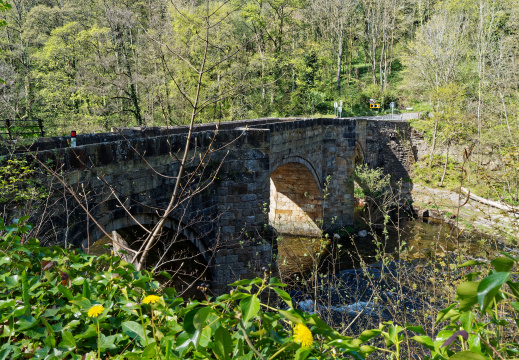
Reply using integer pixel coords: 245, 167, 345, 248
269, 159, 323, 237
271, 156, 323, 191
355, 140, 365, 165
81, 212, 212, 296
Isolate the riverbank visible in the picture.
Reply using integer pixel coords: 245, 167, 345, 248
407, 183, 519, 243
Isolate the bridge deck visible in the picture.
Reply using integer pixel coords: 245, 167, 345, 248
0, 117, 406, 154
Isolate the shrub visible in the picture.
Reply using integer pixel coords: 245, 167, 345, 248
0, 219, 371, 359
1, 218, 518, 359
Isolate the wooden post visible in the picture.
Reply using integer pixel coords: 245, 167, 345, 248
5, 119, 12, 140
38, 119, 44, 137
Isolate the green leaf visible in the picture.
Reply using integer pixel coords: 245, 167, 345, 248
72, 277, 85, 286
359, 329, 382, 342
295, 347, 311, 360
464, 271, 481, 281
449, 350, 488, 359
359, 345, 376, 354
16, 316, 38, 331
40, 314, 56, 346
411, 336, 435, 351
435, 304, 459, 324
460, 311, 474, 333
229, 279, 252, 287
507, 281, 519, 298
239, 295, 260, 323
457, 281, 479, 311
269, 277, 286, 287
176, 330, 200, 355
69, 298, 92, 311
75, 324, 97, 339
200, 326, 212, 348
159, 271, 172, 280
0, 299, 15, 310
278, 309, 303, 324
477, 272, 509, 312
458, 260, 485, 268
83, 281, 91, 299
58, 331, 76, 350
405, 324, 425, 335
0, 348, 10, 360
122, 321, 147, 342
273, 287, 293, 308
163, 287, 178, 299
193, 307, 211, 331
326, 339, 359, 350
183, 308, 200, 333
5, 275, 19, 287
99, 334, 117, 351
467, 333, 481, 353
22, 270, 30, 316
306, 314, 332, 331
0, 257, 10, 266
212, 326, 232, 360
142, 343, 157, 357
491, 257, 515, 272
57, 285, 74, 301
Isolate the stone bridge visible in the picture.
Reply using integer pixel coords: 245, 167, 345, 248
4, 118, 418, 292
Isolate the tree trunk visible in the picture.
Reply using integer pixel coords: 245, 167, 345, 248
24, 73, 31, 119
429, 98, 440, 168
461, 187, 519, 213
440, 141, 449, 187
337, 29, 343, 96
121, 42, 143, 125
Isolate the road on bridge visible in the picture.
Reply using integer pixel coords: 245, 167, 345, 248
359, 112, 420, 121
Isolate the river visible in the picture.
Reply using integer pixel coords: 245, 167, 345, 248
276, 218, 492, 280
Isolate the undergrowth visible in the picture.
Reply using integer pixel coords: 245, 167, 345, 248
2, 217, 519, 359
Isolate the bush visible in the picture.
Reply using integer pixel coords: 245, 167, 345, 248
1, 218, 518, 359
0, 219, 372, 359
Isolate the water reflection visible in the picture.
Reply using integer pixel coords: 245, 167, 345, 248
277, 219, 491, 280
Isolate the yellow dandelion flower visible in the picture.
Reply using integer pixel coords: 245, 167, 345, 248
87, 304, 104, 318
293, 323, 313, 347
142, 295, 160, 304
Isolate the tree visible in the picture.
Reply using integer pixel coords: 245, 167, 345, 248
127, 0, 254, 271
0, 0, 10, 84
402, 8, 467, 166
433, 83, 468, 186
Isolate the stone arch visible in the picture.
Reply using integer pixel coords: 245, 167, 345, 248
82, 212, 212, 296
354, 140, 365, 166
269, 160, 323, 236
270, 156, 322, 190
82, 212, 211, 263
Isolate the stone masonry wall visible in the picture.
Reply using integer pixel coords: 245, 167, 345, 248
4, 117, 379, 292
365, 120, 420, 181
256, 118, 361, 232
269, 163, 322, 236
19, 127, 275, 294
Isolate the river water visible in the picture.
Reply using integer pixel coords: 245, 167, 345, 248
276, 218, 491, 280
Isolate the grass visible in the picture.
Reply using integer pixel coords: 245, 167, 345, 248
410, 154, 514, 202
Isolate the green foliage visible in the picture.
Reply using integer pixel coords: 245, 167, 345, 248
354, 164, 391, 198
0, 0, 10, 84
406, 254, 519, 359
2, 220, 519, 359
0, 220, 372, 359
0, 158, 47, 204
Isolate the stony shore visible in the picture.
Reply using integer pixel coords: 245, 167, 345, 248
406, 183, 519, 242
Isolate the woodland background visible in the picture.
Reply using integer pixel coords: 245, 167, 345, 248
0, 0, 517, 150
